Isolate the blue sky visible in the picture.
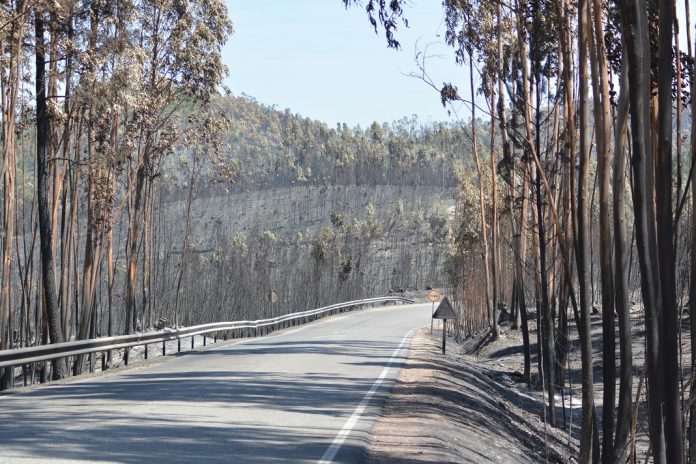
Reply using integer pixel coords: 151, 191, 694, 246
222, 1, 466, 128
223, 1, 694, 128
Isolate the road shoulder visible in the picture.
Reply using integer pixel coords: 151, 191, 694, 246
366, 327, 570, 463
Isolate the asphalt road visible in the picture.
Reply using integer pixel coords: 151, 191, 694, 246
0, 302, 430, 464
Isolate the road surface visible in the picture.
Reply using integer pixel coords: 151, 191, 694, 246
0, 303, 430, 463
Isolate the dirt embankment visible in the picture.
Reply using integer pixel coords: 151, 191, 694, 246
367, 326, 574, 463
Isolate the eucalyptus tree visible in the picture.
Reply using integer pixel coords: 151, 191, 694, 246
441, 0, 497, 338
172, 112, 231, 327
690, 7, 696, 461
0, 0, 233, 379
610, 38, 632, 464
120, 0, 232, 347
35, 2, 70, 380
587, 0, 615, 457
0, 0, 30, 387
619, 0, 665, 460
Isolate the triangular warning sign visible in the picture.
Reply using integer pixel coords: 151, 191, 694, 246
432, 296, 457, 319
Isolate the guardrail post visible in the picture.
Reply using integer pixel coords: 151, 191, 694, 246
178, 339, 181, 353
162, 341, 166, 356
191, 336, 195, 349
145, 344, 149, 360
203, 336, 206, 347
124, 348, 129, 366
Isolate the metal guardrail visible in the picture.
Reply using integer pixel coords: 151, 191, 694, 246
0, 296, 414, 369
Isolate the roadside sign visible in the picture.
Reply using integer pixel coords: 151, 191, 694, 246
429, 290, 441, 335
432, 297, 456, 319
432, 297, 456, 355
427, 289, 441, 303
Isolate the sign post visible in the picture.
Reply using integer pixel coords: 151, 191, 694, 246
428, 289, 441, 334
432, 297, 456, 354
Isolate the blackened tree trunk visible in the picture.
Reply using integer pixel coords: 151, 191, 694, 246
686, 15, 696, 463
619, 0, 665, 460
655, 0, 681, 460
489, 109, 499, 335
468, 53, 495, 336
517, 167, 532, 385
688, 7, 696, 462
577, 0, 595, 459
536, 163, 555, 427
610, 50, 632, 464
35, 10, 69, 381
532, 65, 555, 426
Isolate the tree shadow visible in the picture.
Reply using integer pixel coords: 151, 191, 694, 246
365, 347, 569, 463
0, 337, 411, 463
0, 407, 367, 463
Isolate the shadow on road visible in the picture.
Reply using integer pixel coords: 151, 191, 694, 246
0, 338, 406, 463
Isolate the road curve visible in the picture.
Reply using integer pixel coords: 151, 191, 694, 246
0, 303, 430, 464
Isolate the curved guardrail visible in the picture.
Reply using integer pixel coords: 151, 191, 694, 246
0, 296, 414, 369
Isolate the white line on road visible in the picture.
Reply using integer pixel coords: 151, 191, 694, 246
317, 328, 416, 464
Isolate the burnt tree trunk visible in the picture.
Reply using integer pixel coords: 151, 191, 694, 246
35, 10, 69, 381
655, 0, 681, 460
619, 0, 665, 459
611, 48, 632, 464
577, 0, 596, 458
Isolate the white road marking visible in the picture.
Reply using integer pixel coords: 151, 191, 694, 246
317, 328, 415, 464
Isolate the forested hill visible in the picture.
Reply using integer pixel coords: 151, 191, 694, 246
140, 94, 463, 333
3, 87, 463, 389
160, 94, 477, 195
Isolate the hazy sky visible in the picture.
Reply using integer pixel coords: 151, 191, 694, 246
223, 1, 466, 128
223, 1, 694, 128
